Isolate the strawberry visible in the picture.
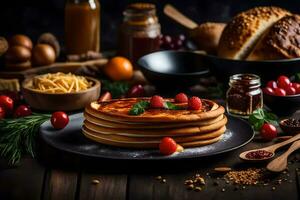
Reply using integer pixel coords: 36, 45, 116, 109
188, 96, 202, 110
159, 137, 177, 155
150, 95, 164, 108
175, 93, 188, 103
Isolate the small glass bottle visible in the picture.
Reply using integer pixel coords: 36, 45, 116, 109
118, 3, 161, 66
65, 0, 100, 54
226, 74, 263, 118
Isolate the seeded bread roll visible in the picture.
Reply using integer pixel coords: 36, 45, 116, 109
247, 15, 300, 60
218, 6, 290, 60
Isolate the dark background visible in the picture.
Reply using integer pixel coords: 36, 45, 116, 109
1, 0, 299, 50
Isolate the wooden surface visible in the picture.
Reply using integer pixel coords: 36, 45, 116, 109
0, 140, 299, 200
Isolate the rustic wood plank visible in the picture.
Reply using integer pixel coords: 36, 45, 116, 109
78, 172, 127, 200
0, 157, 46, 200
127, 142, 300, 200
42, 169, 78, 200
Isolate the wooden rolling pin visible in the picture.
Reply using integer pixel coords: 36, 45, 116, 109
163, 4, 226, 54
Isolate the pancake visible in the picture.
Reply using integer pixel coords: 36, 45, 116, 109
82, 125, 225, 148
84, 116, 227, 137
88, 98, 225, 122
84, 109, 225, 129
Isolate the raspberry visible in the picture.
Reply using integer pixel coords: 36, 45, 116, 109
150, 95, 164, 108
188, 96, 202, 110
175, 93, 188, 103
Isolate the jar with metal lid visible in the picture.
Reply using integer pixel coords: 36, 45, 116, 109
226, 74, 263, 118
118, 3, 161, 66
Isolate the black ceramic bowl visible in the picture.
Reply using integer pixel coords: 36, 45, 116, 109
137, 51, 210, 89
138, 51, 300, 86
202, 55, 300, 83
264, 93, 300, 116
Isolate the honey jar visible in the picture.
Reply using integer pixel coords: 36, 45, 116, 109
118, 3, 161, 66
226, 74, 263, 118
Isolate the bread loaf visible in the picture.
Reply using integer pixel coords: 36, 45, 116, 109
218, 6, 290, 60
190, 22, 226, 54
247, 15, 300, 60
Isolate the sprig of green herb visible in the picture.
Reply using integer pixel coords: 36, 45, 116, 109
102, 80, 130, 98
129, 101, 150, 115
129, 101, 182, 116
0, 114, 50, 165
163, 102, 182, 110
249, 108, 278, 131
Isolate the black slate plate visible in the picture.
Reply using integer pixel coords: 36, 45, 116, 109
39, 113, 254, 160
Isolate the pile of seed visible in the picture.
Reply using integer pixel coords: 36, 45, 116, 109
184, 174, 206, 192
224, 168, 263, 185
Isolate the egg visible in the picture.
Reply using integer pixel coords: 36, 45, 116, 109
32, 44, 56, 66
5, 45, 31, 63
9, 34, 33, 50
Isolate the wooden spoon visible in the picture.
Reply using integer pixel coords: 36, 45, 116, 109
163, 4, 198, 29
239, 132, 300, 161
163, 4, 226, 54
267, 140, 300, 172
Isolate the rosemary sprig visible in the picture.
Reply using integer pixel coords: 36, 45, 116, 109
0, 113, 50, 165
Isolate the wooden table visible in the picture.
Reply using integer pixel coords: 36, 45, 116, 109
0, 139, 299, 200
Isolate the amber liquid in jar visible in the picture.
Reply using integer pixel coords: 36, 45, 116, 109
118, 3, 161, 66
226, 74, 263, 118
65, 0, 100, 54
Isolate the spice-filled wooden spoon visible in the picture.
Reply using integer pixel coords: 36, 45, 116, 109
163, 4, 226, 54
239, 132, 300, 161
267, 140, 300, 172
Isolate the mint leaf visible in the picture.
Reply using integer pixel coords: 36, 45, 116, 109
129, 101, 150, 115
249, 108, 278, 130
164, 102, 181, 110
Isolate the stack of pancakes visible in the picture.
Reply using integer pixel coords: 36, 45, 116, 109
82, 98, 227, 148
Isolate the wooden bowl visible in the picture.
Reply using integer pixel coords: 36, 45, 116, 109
22, 76, 101, 111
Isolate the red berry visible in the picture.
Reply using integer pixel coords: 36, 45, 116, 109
263, 87, 275, 95
0, 95, 14, 113
274, 88, 286, 96
188, 96, 202, 110
150, 95, 164, 108
260, 123, 277, 141
284, 85, 296, 95
127, 84, 145, 98
292, 83, 300, 94
159, 137, 177, 155
277, 75, 290, 88
51, 111, 69, 129
266, 80, 277, 89
0, 106, 5, 119
14, 105, 32, 118
175, 93, 188, 103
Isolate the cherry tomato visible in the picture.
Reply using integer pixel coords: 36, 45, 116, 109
274, 88, 286, 96
0, 106, 5, 119
284, 85, 296, 95
98, 92, 112, 102
263, 87, 274, 95
159, 137, 177, 155
277, 75, 290, 89
266, 81, 277, 89
14, 105, 32, 118
260, 123, 277, 140
0, 95, 14, 113
51, 111, 69, 129
127, 84, 145, 98
292, 83, 300, 94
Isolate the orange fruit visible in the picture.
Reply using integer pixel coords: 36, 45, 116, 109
103, 57, 133, 81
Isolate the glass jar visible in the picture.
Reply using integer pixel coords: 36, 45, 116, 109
226, 74, 263, 118
118, 3, 161, 66
65, 0, 100, 54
